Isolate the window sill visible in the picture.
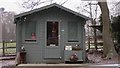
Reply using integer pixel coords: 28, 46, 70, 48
25, 39, 36, 42
66, 42, 80, 44
22, 42, 38, 44
23, 39, 38, 44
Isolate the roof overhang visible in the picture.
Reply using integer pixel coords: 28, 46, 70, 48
14, 3, 90, 23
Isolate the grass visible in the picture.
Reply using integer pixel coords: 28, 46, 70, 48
5, 48, 16, 54
0, 43, 2, 48
0, 49, 2, 55
5, 42, 16, 47
85, 43, 103, 49
0, 42, 16, 55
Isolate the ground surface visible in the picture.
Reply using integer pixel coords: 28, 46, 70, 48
0, 51, 119, 68
87, 51, 119, 64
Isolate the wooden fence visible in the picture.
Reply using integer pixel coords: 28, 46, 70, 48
0, 41, 16, 56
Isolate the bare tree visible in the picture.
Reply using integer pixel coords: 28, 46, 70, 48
2, 11, 15, 42
22, 0, 51, 10
60, 0, 68, 5
21, 0, 69, 10
76, 2, 99, 51
98, 0, 118, 58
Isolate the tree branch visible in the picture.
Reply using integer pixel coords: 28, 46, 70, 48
60, 0, 68, 5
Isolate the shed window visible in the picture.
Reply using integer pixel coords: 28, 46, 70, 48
25, 21, 36, 42
68, 21, 78, 42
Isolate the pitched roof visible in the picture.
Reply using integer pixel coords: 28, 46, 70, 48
14, 3, 90, 20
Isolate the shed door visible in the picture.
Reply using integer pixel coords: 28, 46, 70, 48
44, 21, 61, 59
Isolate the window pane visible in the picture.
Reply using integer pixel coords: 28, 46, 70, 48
47, 21, 58, 46
68, 22, 78, 42
25, 22, 36, 41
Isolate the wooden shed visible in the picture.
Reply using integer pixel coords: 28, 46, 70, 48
14, 3, 89, 64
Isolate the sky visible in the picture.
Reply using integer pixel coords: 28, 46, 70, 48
0, 0, 119, 17
0, 0, 84, 13
0, 0, 25, 13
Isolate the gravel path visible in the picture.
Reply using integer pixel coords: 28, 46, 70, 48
0, 60, 15, 68
0, 52, 119, 68
87, 51, 119, 64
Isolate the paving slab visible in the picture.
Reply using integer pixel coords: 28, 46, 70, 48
16, 64, 119, 68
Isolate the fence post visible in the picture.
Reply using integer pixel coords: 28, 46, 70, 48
6, 42, 7, 51
2, 40, 5, 56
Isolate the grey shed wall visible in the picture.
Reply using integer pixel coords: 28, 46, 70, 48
16, 6, 86, 63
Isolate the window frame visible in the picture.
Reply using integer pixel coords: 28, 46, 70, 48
24, 20, 37, 42
67, 21, 79, 42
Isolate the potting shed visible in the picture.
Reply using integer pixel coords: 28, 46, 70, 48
14, 3, 89, 64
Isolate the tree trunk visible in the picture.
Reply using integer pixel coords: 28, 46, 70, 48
98, 0, 118, 57
93, 19, 98, 51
